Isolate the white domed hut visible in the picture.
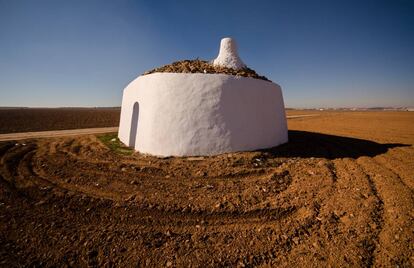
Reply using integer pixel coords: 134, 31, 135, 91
118, 38, 288, 156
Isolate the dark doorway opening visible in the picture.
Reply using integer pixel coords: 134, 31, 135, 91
129, 102, 139, 148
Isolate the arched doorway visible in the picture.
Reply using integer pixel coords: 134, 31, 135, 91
129, 102, 139, 148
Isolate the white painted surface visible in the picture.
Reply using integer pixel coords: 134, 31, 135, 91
118, 73, 288, 156
212, 38, 246, 70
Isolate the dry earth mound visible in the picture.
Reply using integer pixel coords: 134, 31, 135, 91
143, 59, 270, 81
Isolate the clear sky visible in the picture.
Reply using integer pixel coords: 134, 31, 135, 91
0, 0, 413, 108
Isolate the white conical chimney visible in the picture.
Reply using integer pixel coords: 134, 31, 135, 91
212, 37, 246, 70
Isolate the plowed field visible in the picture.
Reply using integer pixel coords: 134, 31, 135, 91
0, 108, 120, 134
0, 111, 413, 267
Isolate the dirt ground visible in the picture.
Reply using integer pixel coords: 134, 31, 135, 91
0, 111, 413, 267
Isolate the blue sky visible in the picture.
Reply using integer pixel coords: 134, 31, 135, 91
0, 0, 413, 108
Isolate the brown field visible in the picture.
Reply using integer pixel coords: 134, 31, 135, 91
0, 108, 121, 134
0, 111, 413, 267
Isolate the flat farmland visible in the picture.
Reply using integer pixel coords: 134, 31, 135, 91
0, 108, 121, 134
0, 111, 413, 267
0, 108, 321, 135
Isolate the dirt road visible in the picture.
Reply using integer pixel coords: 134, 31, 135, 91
0, 127, 119, 141
0, 111, 413, 267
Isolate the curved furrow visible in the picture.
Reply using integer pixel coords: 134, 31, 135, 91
386, 146, 414, 163
394, 145, 414, 156
28, 138, 294, 211
0, 143, 37, 187
328, 138, 389, 267
0, 142, 15, 157
38, 138, 280, 183
356, 157, 414, 267
340, 158, 385, 267
374, 153, 414, 193
232, 157, 339, 267
225, 204, 322, 267
83, 205, 298, 230
0, 141, 133, 204
279, 158, 383, 267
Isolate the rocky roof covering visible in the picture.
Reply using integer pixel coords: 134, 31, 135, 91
143, 59, 270, 82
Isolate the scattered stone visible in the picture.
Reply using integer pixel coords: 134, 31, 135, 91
197, 171, 207, 177
35, 200, 46, 206
238, 261, 246, 267
394, 234, 399, 240
187, 157, 205, 161
292, 237, 300, 245
340, 215, 352, 225
143, 59, 270, 81
125, 195, 136, 202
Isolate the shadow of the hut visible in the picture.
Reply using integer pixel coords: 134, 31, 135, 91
264, 130, 410, 160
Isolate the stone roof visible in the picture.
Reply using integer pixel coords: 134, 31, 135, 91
143, 59, 270, 81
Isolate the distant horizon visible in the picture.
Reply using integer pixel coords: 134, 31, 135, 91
1, 0, 413, 107
1, 105, 413, 110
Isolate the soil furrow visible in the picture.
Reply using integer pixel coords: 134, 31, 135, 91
374, 154, 414, 193
356, 157, 413, 267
